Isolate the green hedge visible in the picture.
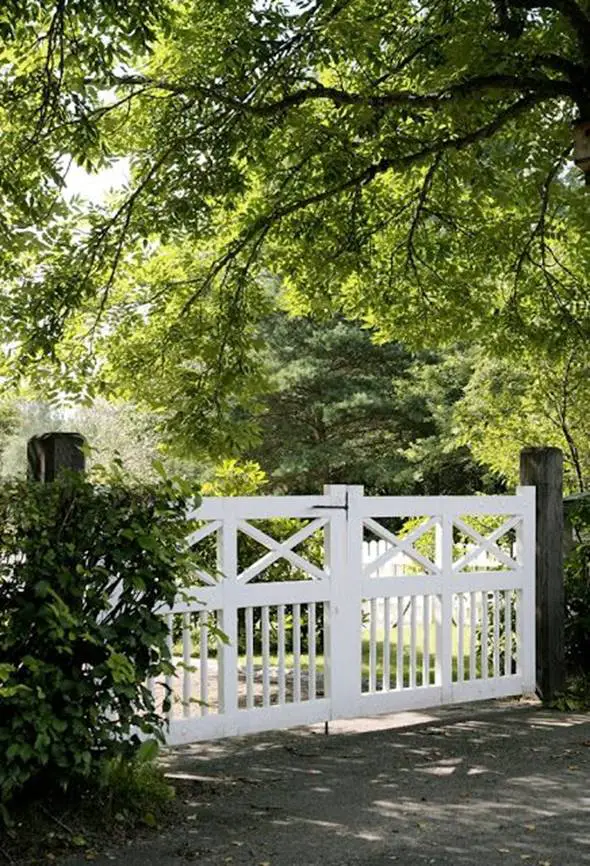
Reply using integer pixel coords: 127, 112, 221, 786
0, 469, 198, 810
564, 500, 590, 675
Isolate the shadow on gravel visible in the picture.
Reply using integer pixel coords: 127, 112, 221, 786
67, 701, 590, 866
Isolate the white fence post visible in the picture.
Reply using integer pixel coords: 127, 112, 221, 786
324, 484, 362, 720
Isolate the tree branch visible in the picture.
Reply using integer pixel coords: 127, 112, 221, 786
534, 52, 587, 79
558, 353, 586, 491
406, 152, 443, 279
180, 93, 543, 316
512, 144, 572, 293
510, 0, 590, 58
112, 72, 578, 114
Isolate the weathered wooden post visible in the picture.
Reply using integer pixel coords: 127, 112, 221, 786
520, 447, 565, 700
27, 432, 86, 481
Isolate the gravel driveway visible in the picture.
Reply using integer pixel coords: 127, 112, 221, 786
65, 698, 590, 865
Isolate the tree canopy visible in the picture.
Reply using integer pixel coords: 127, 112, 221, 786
1, 0, 589, 448
456, 347, 590, 491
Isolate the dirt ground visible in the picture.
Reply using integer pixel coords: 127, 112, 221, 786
64, 698, 590, 866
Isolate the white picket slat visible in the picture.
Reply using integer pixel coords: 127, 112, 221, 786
262, 606, 270, 707
245, 606, 254, 709
293, 603, 301, 703
383, 597, 391, 691
493, 590, 500, 677
308, 602, 316, 700
423, 594, 430, 687
410, 595, 417, 689
457, 593, 464, 683
199, 611, 209, 715
369, 598, 377, 692
481, 591, 489, 680
470, 591, 477, 680
182, 612, 192, 718
278, 604, 286, 704
397, 595, 404, 690
505, 590, 513, 676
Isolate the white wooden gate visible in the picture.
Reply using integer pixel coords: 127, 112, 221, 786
156, 486, 535, 744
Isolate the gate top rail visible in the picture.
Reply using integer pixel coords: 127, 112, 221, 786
187, 489, 347, 520
188, 486, 535, 521
356, 488, 534, 517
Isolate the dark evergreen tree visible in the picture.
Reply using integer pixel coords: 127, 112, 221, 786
248, 316, 501, 495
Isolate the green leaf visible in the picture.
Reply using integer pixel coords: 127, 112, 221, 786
136, 738, 159, 764
151, 459, 167, 479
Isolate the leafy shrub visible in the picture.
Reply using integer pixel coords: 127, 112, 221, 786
99, 738, 175, 826
0, 739, 176, 862
564, 500, 590, 675
0, 468, 199, 809
550, 674, 590, 712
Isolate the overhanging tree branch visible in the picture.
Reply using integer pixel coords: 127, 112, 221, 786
535, 52, 587, 79
180, 92, 544, 316
112, 72, 579, 113
512, 143, 573, 293
510, 0, 590, 58
406, 152, 443, 278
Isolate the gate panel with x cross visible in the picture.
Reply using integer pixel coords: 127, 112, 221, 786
154, 485, 535, 744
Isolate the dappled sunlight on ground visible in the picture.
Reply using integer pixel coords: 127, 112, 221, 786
66, 699, 590, 866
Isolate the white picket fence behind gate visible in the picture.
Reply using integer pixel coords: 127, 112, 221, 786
153, 485, 536, 744
362, 539, 504, 577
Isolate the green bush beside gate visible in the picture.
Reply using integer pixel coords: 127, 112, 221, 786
0, 469, 198, 812
564, 500, 590, 676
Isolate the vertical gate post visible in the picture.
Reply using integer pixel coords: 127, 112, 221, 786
515, 485, 536, 693
324, 484, 361, 720
519, 447, 565, 701
27, 432, 86, 481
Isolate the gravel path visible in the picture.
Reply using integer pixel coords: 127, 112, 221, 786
65, 698, 590, 865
